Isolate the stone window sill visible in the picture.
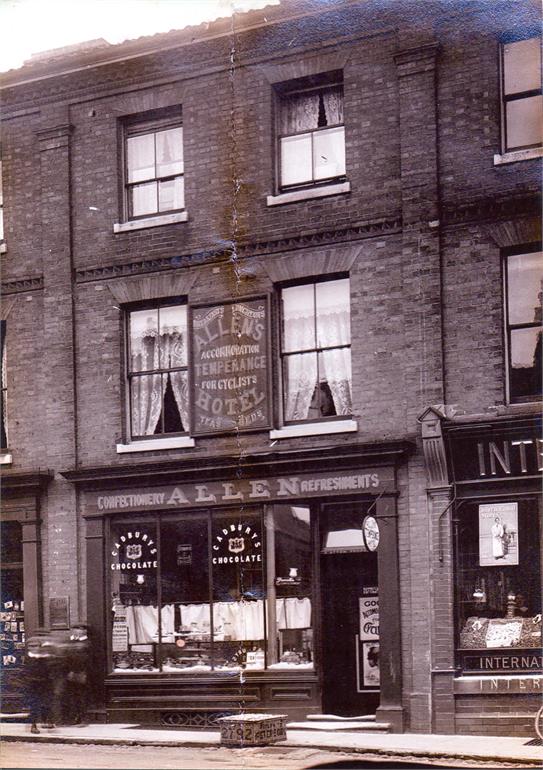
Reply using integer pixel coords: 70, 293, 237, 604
113, 211, 188, 233
266, 181, 350, 207
0, 451, 13, 465
270, 419, 357, 440
493, 147, 543, 166
116, 436, 195, 454
0, 242, 7, 254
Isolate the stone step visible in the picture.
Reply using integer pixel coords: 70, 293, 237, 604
287, 720, 391, 732
307, 714, 376, 722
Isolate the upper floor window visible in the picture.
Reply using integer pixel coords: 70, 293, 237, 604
1, 321, 7, 449
280, 277, 351, 422
501, 37, 543, 152
504, 247, 542, 402
124, 112, 184, 220
127, 302, 188, 438
276, 73, 345, 190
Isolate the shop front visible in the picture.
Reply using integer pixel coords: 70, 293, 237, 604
445, 414, 542, 736
0, 470, 51, 713
67, 444, 408, 728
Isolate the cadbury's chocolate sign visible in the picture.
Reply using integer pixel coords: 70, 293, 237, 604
191, 298, 271, 434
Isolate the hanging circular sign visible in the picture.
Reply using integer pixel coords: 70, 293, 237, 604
362, 516, 380, 552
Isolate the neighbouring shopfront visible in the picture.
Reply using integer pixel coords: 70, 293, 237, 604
0, 471, 51, 713
445, 414, 542, 735
67, 444, 408, 728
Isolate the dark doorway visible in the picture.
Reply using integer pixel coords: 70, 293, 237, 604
319, 505, 379, 716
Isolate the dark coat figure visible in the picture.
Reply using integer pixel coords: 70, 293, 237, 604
25, 631, 57, 733
64, 625, 90, 725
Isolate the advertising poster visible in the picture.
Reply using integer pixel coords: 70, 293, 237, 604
359, 592, 379, 641
478, 502, 519, 567
362, 642, 380, 687
191, 298, 271, 435
112, 605, 129, 652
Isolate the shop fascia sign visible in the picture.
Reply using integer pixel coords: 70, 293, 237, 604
110, 530, 158, 571
88, 466, 395, 515
212, 522, 262, 566
449, 429, 543, 481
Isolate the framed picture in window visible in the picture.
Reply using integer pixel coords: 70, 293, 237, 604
478, 502, 519, 566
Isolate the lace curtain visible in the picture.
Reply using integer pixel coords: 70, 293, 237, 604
322, 88, 344, 126
280, 86, 343, 134
283, 305, 351, 421
280, 92, 320, 134
130, 327, 188, 436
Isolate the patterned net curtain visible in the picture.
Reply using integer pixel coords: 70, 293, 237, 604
130, 312, 189, 436
283, 280, 351, 421
280, 86, 343, 134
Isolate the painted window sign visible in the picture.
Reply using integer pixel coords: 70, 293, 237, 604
110, 530, 158, 571
191, 298, 271, 434
212, 522, 262, 566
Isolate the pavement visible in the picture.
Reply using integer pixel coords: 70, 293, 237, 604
1, 720, 542, 766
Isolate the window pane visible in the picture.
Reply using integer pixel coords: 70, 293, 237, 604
0, 521, 22, 563
282, 283, 315, 353
211, 512, 265, 671
280, 134, 312, 187
130, 373, 163, 436
507, 251, 543, 325
283, 352, 318, 421
510, 327, 542, 400
505, 95, 543, 150
127, 134, 155, 183
110, 521, 159, 673
503, 38, 542, 95
158, 176, 184, 212
162, 372, 187, 433
129, 309, 158, 372
156, 127, 183, 177
131, 181, 157, 217
313, 126, 346, 181
159, 305, 187, 368
267, 505, 313, 670
456, 500, 541, 657
319, 350, 352, 416
280, 92, 320, 134
160, 517, 212, 673
316, 278, 350, 347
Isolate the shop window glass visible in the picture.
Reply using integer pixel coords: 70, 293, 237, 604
110, 520, 159, 672
0, 521, 22, 564
455, 499, 542, 672
281, 277, 351, 422
266, 505, 313, 668
159, 516, 211, 672
277, 75, 345, 190
109, 509, 315, 673
127, 302, 189, 438
505, 249, 542, 402
501, 37, 543, 152
211, 511, 266, 670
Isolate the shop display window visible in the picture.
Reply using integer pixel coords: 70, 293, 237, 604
455, 498, 542, 673
108, 507, 314, 673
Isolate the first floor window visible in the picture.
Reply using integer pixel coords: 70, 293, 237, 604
276, 75, 345, 190
127, 302, 189, 438
504, 247, 542, 402
501, 37, 542, 152
124, 111, 184, 219
108, 506, 314, 673
455, 498, 542, 674
280, 277, 352, 422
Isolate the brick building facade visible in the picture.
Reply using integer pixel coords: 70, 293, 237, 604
0, 0, 541, 736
